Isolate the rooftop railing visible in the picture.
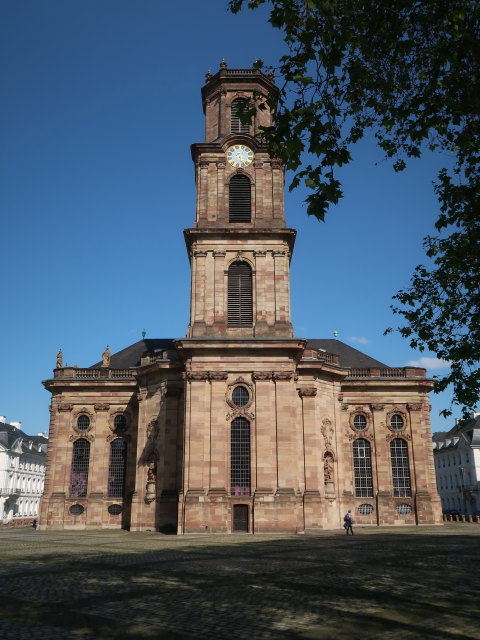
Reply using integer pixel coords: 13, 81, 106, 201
302, 349, 340, 365
54, 368, 136, 380
346, 367, 426, 379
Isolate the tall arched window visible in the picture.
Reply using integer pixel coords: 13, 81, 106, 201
231, 417, 250, 496
69, 439, 90, 498
353, 438, 373, 497
390, 438, 412, 497
229, 174, 251, 222
108, 438, 127, 498
228, 261, 253, 327
231, 98, 250, 133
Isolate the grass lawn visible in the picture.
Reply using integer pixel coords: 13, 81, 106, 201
0, 524, 479, 639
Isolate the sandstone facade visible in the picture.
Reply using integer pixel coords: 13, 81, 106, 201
39, 65, 442, 533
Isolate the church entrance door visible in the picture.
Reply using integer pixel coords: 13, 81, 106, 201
233, 504, 248, 532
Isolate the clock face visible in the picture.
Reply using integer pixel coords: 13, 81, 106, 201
226, 145, 254, 168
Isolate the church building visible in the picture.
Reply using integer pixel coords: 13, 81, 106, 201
39, 64, 442, 533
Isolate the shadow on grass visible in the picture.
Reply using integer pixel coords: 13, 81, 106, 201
0, 530, 479, 639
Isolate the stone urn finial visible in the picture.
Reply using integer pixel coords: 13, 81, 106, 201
220, 59, 227, 69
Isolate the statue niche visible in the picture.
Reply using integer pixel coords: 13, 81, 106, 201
144, 458, 157, 504
323, 451, 335, 498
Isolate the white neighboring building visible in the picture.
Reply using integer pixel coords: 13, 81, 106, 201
0, 416, 48, 525
432, 413, 480, 515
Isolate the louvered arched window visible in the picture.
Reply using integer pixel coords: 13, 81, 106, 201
231, 98, 250, 133
108, 438, 127, 498
390, 438, 411, 497
228, 261, 253, 327
231, 417, 250, 496
229, 174, 251, 222
69, 439, 90, 498
353, 438, 373, 497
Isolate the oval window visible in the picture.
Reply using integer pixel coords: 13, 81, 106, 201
353, 414, 367, 431
107, 504, 122, 515
358, 503, 374, 515
114, 415, 127, 433
391, 414, 404, 430
69, 504, 85, 516
396, 503, 412, 515
77, 415, 90, 431
232, 386, 249, 407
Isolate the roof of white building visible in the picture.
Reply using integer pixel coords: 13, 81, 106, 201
433, 414, 480, 451
0, 421, 48, 455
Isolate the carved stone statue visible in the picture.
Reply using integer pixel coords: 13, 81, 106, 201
56, 349, 63, 369
101, 345, 111, 368
147, 461, 157, 482
324, 453, 334, 482
145, 459, 157, 504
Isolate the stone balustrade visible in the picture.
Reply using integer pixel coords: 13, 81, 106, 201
54, 368, 136, 380
346, 367, 426, 379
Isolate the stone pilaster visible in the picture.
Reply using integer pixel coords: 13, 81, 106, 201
275, 372, 296, 491
273, 250, 292, 336
186, 373, 210, 490
130, 388, 149, 530
216, 162, 226, 224
408, 402, 443, 524
209, 373, 228, 492
253, 161, 263, 221
192, 250, 207, 334
213, 250, 226, 328
39, 397, 63, 529
272, 161, 284, 221
205, 251, 215, 326
252, 372, 276, 492
253, 250, 268, 335
197, 161, 209, 223
298, 386, 323, 531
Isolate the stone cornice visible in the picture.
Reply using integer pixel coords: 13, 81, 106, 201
183, 227, 296, 253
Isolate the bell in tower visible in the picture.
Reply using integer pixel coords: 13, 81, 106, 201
185, 61, 296, 338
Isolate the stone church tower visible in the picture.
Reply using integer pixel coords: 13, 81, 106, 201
39, 64, 442, 533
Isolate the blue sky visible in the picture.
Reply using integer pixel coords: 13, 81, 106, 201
1, 0, 462, 434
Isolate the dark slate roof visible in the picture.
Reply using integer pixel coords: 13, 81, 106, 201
0, 422, 48, 454
90, 339, 175, 369
306, 339, 388, 368
432, 414, 480, 448
90, 338, 387, 370
444, 414, 480, 439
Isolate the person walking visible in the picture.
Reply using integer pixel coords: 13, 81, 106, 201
344, 510, 354, 535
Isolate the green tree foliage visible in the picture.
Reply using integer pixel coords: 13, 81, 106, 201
229, 0, 480, 416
